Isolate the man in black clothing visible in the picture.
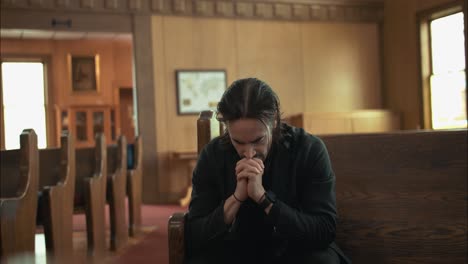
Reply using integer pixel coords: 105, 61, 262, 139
186, 78, 350, 264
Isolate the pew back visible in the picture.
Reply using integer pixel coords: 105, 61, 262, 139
38, 132, 75, 258
127, 135, 143, 237
107, 136, 128, 251
168, 110, 220, 264
0, 129, 39, 258
75, 133, 107, 256
320, 130, 467, 264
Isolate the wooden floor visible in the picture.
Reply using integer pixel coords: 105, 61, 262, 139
5, 204, 185, 264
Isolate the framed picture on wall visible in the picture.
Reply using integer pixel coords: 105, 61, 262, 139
68, 54, 100, 92
175, 70, 227, 115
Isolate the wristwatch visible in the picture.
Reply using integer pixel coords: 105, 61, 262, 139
258, 190, 276, 210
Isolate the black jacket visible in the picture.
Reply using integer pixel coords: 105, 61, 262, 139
186, 124, 350, 263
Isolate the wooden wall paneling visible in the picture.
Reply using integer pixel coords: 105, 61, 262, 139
152, 16, 170, 154
154, 16, 238, 200
307, 118, 353, 134
351, 110, 400, 133
157, 16, 196, 201
235, 19, 304, 116
284, 110, 400, 135
112, 40, 133, 90
301, 22, 381, 112
151, 16, 171, 203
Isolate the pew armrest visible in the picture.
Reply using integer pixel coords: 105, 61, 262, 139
168, 212, 187, 264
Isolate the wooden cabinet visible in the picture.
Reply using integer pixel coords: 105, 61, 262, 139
56, 105, 117, 148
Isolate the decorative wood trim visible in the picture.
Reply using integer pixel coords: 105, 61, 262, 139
1, 0, 383, 23
28, 0, 44, 6
236, 2, 255, 18
255, 3, 273, 19
216, 1, 235, 17
129, 0, 142, 10
80, 0, 94, 9
194, 0, 215, 16
105, 0, 118, 9
274, 3, 292, 19
55, 0, 70, 8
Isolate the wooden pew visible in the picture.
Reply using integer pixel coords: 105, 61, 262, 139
75, 133, 107, 257
127, 135, 142, 237
0, 129, 39, 258
37, 131, 75, 259
168, 110, 221, 264
320, 130, 467, 263
106, 136, 128, 250
168, 121, 467, 263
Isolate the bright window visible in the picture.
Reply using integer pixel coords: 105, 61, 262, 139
1, 62, 47, 149
429, 12, 466, 129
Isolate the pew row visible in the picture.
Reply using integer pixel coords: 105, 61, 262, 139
319, 130, 467, 263
107, 136, 128, 250
168, 128, 467, 264
127, 135, 143, 237
75, 134, 107, 257
168, 110, 220, 264
0, 129, 39, 258
38, 132, 75, 259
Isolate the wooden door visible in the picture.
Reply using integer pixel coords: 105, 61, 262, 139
118, 88, 135, 143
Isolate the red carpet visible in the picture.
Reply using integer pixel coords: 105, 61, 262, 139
113, 204, 187, 264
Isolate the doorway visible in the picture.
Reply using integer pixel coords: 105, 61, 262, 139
118, 87, 135, 143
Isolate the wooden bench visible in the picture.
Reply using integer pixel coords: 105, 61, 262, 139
127, 135, 142, 237
320, 130, 467, 263
168, 110, 221, 264
168, 120, 467, 263
106, 136, 128, 250
0, 129, 39, 258
37, 131, 75, 259
75, 133, 107, 257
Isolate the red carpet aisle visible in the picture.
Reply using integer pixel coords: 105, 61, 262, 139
113, 205, 187, 264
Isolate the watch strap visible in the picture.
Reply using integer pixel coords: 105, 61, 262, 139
259, 194, 271, 210
258, 191, 276, 210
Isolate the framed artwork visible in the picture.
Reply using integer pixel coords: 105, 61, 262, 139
68, 54, 100, 92
175, 70, 227, 115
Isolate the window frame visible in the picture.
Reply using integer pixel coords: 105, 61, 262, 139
418, 1, 466, 129
0, 55, 54, 149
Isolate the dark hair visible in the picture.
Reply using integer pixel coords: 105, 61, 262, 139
217, 78, 282, 142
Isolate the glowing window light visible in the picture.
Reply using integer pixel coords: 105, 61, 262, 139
1, 62, 47, 149
430, 12, 467, 129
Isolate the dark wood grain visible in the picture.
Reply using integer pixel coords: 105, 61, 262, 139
38, 132, 75, 259
75, 133, 107, 257
107, 136, 128, 251
0, 129, 39, 258
168, 212, 187, 264
170, 123, 467, 264
127, 135, 142, 237
320, 129, 467, 264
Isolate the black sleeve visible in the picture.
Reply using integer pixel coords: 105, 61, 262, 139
186, 144, 230, 254
266, 136, 337, 249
